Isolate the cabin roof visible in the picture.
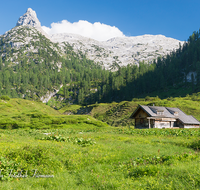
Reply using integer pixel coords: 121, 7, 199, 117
131, 105, 200, 125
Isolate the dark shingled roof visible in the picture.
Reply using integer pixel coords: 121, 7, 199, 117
132, 105, 200, 125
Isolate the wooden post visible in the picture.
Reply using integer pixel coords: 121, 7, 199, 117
148, 119, 150, 128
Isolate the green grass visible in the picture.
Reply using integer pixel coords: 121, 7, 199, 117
0, 98, 60, 116
0, 97, 199, 189
0, 98, 108, 129
58, 104, 82, 114
59, 94, 200, 127
0, 128, 199, 189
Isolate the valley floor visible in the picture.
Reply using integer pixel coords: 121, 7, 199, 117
0, 127, 199, 189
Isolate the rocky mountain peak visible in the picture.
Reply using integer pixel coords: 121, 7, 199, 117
16, 8, 41, 28
13, 8, 183, 69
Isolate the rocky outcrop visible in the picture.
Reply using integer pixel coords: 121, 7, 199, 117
40, 90, 60, 103
16, 8, 41, 28
16, 8, 49, 39
52, 33, 184, 69
40, 85, 63, 103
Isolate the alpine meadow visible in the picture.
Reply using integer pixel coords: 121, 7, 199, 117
0, 8, 200, 190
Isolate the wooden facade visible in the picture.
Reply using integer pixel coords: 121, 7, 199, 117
131, 105, 200, 129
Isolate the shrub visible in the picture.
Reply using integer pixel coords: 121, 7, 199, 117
51, 118, 65, 124
0, 119, 19, 129
0, 95, 10, 101
28, 113, 48, 118
189, 139, 200, 150
128, 165, 159, 178
64, 119, 78, 124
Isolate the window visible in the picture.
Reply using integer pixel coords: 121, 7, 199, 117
157, 110, 164, 115
174, 112, 178, 116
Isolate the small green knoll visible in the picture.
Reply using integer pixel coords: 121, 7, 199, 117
0, 98, 108, 129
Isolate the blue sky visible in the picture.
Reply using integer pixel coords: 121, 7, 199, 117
1, 0, 200, 41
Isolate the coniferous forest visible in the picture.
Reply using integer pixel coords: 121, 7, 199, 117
0, 26, 200, 106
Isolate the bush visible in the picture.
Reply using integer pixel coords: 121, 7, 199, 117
28, 113, 49, 118
0, 95, 10, 101
189, 139, 200, 150
64, 119, 78, 124
51, 118, 65, 124
145, 96, 161, 101
0, 119, 19, 129
128, 165, 159, 178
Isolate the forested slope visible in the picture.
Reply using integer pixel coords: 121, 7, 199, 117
82, 29, 200, 103
0, 26, 107, 103
0, 26, 200, 106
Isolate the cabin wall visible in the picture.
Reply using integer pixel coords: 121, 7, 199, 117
134, 109, 149, 128
175, 120, 184, 128
135, 118, 149, 128
155, 121, 171, 129
135, 109, 149, 118
184, 124, 199, 128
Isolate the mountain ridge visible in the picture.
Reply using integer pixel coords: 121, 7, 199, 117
12, 8, 184, 69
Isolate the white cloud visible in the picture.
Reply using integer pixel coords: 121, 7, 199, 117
42, 20, 125, 41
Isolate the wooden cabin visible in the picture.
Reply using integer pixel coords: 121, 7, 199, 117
131, 105, 200, 129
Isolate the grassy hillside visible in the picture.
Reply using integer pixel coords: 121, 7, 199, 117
0, 97, 108, 129
59, 94, 200, 126
2, 95, 200, 129
0, 98, 60, 116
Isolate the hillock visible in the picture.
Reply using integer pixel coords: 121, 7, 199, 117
0, 98, 108, 129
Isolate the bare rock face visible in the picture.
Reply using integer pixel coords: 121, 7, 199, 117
51, 33, 184, 69
16, 8, 50, 39
16, 8, 41, 28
